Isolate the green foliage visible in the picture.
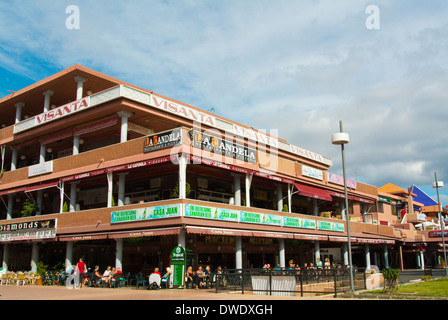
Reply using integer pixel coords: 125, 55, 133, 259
382, 268, 400, 293
62, 202, 68, 213
36, 261, 48, 278
21, 199, 39, 217
172, 182, 191, 198
282, 204, 288, 212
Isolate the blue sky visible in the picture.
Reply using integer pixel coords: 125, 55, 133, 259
1, 0, 447, 207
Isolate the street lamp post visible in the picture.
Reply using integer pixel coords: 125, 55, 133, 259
331, 120, 354, 292
433, 172, 448, 276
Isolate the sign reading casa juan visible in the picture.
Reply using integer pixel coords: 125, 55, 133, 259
111, 204, 181, 223
144, 128, 182, 153
192, 130, 256, 164
0, 219, 57, 242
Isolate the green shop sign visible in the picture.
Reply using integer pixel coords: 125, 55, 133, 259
240, 211, 282, 226
170, 246, 186, 287
317, 220, 345, 232
184, 204, 239, 222
283, 216, 316, 229
111, 204, 181, 223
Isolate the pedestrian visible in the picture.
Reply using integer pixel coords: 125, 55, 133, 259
75, 258, 87, 288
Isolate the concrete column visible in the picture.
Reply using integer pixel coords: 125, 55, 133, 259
312, 198, 318, 216
73, 135, 80, 155
65, 241, 74, 272
36, 190, 43, 216
287, 184, 292, 213
277, 184, 283, 212
118, 173, 127, 206
2, 244, 9, 272
42, 90, 54, 112
383, 244, 390, 269
314, 241, 321, 264
233, 174, 241, 206
69, 182, 78, 212
39, 144, 46, 164
31, 243, 39, 273
117, 110, 134, 143
245, 173, 252, 207
279, 238, 285, 268
365, 244, 371, 269
7, 194, 14, 220
340, 198, 346, 220
178, 155, 187, 199
107, 172, 113, 207
115, 239, 123, 270
235, 236, 243, 269
14, 102, 25, 123
342, 243, 348, 267
74, 76, 88, 100
178, 228, 186, 248
419, 251, 425, 270
60, 181, 65, 213
11, 148, 18, 171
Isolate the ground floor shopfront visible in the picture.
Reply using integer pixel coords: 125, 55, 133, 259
1, 225, 401, 275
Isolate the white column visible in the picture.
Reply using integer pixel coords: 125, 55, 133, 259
73, 135, 80, 155
287, 184, 292, 213
279, 238, 285, 268
342, 243, 348, 267
2, 244, 9, 272
235, 236, 243, 269
178, 228, 186, 248
74, 76, 88, 100
107, 172, 113, 207
36, 190, 43, 216
383, 244, 390, 269
314, 241, 321, 264
31, 243, 39, 273
7, 194, 14, 220
115, 239, 123, 270
65, 241, 74, 272
118, 173, 127, 206
419, 251, 425, 270
277, 184, 283, 212
178, 155, 187, 199
233, 174, 241, 206
340, 198, 346, 220
117, 110, 134, 143
42, 90, 54, 112
59, 181, 65, 213
14, 102, 25, 123
11, 147, 18, 171
365, 244, 371, 269
69, 182, 78, 212
39, 144, 46, 164
245, 173, 252, 207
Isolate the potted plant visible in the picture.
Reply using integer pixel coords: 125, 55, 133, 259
35, 261, 48, 285
172, 182, 191, 198
21, 199, 39, 217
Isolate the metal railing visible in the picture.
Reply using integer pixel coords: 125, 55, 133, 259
214, 268, 366, 297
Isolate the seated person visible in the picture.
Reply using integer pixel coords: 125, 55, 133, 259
161, 267, 172, 288
93, 266, 103, 287
203, 266, 211, 288
195, 266, 204, 289
102, 266, 112, 287
153, 267, 161, 276
185, 266, 196, 289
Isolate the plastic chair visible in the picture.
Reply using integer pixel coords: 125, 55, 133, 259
0, 274, 8, 285
16, 274, 26, 286
135, 273, 148, 289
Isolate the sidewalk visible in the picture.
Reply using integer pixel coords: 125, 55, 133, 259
0, 285, 340, 300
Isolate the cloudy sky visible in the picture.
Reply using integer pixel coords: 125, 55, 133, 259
1, 0, 447, 206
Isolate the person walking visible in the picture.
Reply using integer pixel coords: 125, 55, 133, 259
75, 258, 87, 288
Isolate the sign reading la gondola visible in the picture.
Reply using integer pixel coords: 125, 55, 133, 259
192, 130, 256, 164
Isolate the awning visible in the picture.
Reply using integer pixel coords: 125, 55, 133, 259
186, 226, 253, 237
252, 231, 294, 239
0, 186, 27, 196
294, 233, 328, 241
108, 227, 180, 239
293, 182, 332, 201
327, 191, 376, 204
59, 233, 109, 241
25, 181, 59, 193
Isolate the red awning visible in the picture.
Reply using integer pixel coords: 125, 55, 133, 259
293, 182, 332, 201
25, 181, 59, 193
186, 226, 253, 237
108, 227, 180, 239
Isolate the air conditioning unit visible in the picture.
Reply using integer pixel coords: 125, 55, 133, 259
198, 178, 208, 189
150, 178, 161, 189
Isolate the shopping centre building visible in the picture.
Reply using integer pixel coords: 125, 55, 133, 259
0, 65, 446, 274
